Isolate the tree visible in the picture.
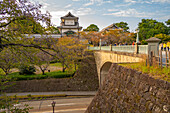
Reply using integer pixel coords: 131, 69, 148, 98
0, 48, 18, 75
83, 24, 99, 32
34, 51, 53, 75
115, 22, 129, 32
80, 31, 104, 46
165, 19, 170, 25
54, 37, 86, 72
154, 33, 170, 42
45, 26, 60, 34
138, 19, 169, 40
0, 0, 51, 51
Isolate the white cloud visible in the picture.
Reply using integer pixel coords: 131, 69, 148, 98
108, 9, 119, 12
64, 4, 72, 8
83, 0, 112, 6
124, 0, 136, 3
84, 2, 94, 6
72, 0, 80, 1
76, 8, 95, 15
151, 0, 170, 3
103, 9, 153, 17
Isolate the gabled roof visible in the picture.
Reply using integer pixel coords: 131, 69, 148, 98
63, 12, 76, 17
100, 23, 122, 32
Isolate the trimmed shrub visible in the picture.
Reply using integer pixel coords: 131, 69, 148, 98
19, 65, 36, 75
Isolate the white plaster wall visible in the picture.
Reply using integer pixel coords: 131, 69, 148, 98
62, 29, 78, 33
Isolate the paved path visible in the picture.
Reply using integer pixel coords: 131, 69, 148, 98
3, 91, 97, 97
27, 97, 93, 113
5, 97, 93, 113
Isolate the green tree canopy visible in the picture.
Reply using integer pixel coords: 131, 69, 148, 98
138, 19, 169, 40
115, 22, 129, 32
0, 0, 51, 51
165, 19, 170, 25
83, 24, 99, 32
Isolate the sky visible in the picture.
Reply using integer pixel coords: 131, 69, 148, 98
32, 0, 170, 32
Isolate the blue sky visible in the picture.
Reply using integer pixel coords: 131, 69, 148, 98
33, 0, 170, 32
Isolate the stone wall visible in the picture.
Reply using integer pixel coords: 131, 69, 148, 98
86, 64, 170, 113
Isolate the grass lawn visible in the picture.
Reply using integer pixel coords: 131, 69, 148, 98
50, 63, 63, 67
119, 63, 170, 82
0, 71, 74, 81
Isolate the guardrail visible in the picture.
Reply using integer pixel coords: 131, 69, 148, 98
88, 45, 148, 54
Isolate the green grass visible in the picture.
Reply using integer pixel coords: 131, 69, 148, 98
119, 63, 170, 82
0, 71, 74, 81
50, 63, 63, 67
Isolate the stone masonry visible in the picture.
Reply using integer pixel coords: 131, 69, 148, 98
86, 64, 170, 113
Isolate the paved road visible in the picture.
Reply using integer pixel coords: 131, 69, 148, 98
20, 97, 93, 113
4, 91, 97, 97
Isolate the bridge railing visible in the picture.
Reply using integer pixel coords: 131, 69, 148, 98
88, 45, 148, 54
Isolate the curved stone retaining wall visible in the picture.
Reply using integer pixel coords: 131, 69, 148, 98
86, 64, 170, 113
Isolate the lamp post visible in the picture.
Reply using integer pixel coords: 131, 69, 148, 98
136, 28, 139, 44
51, 101, 56, 113
135, 28, 139, 54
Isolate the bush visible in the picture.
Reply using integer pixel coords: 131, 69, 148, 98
19, 65, 36, 75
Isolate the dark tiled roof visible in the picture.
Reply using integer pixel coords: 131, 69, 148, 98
146, 37, 161, 42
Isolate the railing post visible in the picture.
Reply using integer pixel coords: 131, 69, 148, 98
110, 44, 112, 51
135, 43, 139, 54
146, 37, 161, 66
166, 50, 168, 68
160, 50, 162, 69
169, 51, 170, 67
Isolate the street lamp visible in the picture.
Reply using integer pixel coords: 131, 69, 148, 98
51, 101, 56, 113
136, 28, 139, 44
135, 28, 140, 54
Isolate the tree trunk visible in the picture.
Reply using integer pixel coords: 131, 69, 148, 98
74, 63, 77, 70
42, 70, 45, 75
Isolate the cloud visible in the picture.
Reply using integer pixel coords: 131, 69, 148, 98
64, 4, 72, 8
76, 8, 95, 15
84, 2, 94, 6
72, 0, 80, 1
124, 0, 136, 3
103, 9, 153, 17
108, 9, 119, 12
151, 0, 170, 3
83, 0, 112, 6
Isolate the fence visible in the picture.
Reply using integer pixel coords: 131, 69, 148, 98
88, 45, 148, 54
148, 50, 170, 68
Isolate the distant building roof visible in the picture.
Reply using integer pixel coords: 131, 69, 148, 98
100, 23, 122, 32
61, 12, 78, 19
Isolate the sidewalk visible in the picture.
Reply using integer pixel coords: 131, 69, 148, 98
2, 91, 97, 97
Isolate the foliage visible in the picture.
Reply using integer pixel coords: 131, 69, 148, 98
115, 22, 129, 32
83, 24, 99, 32
45, 26, 60, 34
154, 33, 170, 42
0, 0, 51, 51
138, 19, 169, 40
119, 63, 170, 82
19, 65, 36, 75
32, 51, 53, 75
103, 30, 135, 45
81, 31, 103, 46
0, 71, 74, 81
165, 19, 170, 25
0, 48, 18, 75
54, 37, 87, 72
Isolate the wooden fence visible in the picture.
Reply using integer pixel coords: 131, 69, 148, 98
148, 50, 170, 68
